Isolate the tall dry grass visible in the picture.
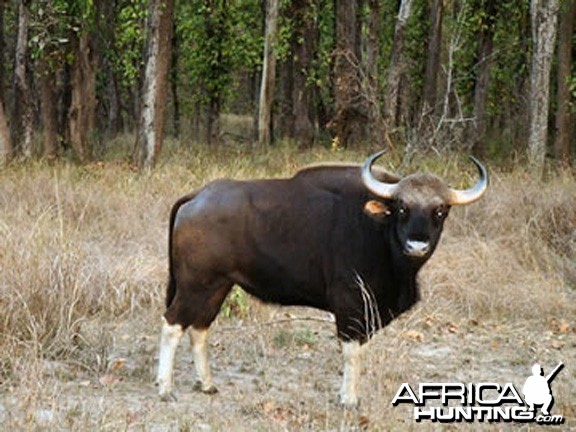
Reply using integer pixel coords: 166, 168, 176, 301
0, 143, 574, 429
421, 167, 576, 320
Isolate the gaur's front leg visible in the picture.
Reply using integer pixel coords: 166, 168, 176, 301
339, 340, 364, 408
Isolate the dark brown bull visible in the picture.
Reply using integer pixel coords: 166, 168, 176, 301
156, 150, 488, 407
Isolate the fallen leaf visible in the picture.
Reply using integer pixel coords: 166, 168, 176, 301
548, 318, 570, 334
99, 374, 119, 386
557, 321, 570, 334
560, 322, 570, 334
551, 340, 565, 350
445, 322, 459, 334
403, 330, 424, 342
262, 400, 275, 414
358, 414, 370, 430
108, 358, 126, 373
423, 316, 436, 328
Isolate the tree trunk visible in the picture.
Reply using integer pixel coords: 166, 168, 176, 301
364, 0, 386, 149
384, 0, 414, 128
171, 19, 180, 138
206, 96, 220, 146
0, 1, 5, 103
332, 0, 365, 148
365, 0, 379, 86
134, 0, 174, 170
554, 0, 576, 168
203, 0, 227, 146
58, 64, 72, 151
107, 69, 122, 136
12, 0, 33, 158
68, 33, 96, 162
0, 93, 12, 163
528, 0, 559, 170
192, 102, 201, 143
100, 0, 122, 137
471, 0, 497, 158
258, 0, 279, 145
421, 0, 443, 119
252, 69, 260, 142
39, 65, 58, 161
0, 0, 9, 162
292, 0, 315, 148
277, 57, 294, 139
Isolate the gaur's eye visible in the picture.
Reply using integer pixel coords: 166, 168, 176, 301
434, 207, 446, 219
397, 205, 409, 217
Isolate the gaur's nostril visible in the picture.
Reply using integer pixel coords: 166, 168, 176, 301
405, 239, 430, 257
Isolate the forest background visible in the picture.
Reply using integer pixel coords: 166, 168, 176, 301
0, 0, 574, 170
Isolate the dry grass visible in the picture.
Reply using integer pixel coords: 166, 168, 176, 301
0, 144, 574, 430
422, 168, 575, 320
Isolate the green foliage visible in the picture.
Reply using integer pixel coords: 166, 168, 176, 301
569, 73, 576, 104
311, 0, 335, 101
5, 0, 573, 164
403, 0, 428, 109
446, 0, 488, 116
273, 0, 335, 110
221, 286, 250, 319
378, 0, 400, 73
177, 0, 262, 112
114, 0, 148, 88
272, 327, 317, 349
275, 0, 294, 61
487, 0, 530, 118
29, 1, 76, 67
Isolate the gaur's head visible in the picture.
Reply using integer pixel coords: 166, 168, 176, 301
362, 150, 488, 259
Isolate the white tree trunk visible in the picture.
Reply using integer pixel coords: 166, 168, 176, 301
258, 0, 279, 145
136, 0, 173, 170
528, 0, 559, 169
138, 2, 160, 170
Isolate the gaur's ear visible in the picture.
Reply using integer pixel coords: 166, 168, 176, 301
363, 200, 392, 221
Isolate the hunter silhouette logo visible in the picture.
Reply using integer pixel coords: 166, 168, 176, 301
392, 362, 565, 424
522, 362, 564, 417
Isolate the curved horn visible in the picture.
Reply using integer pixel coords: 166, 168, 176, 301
449, 156, 489, 205
361, 150, 397, 198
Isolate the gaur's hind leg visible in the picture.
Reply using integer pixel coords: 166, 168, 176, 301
157, 316, 184, 401
187, 281, 232, 394
156, 278, 232, 400
190, 327, 218, 394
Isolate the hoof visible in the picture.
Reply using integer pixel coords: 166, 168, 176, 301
159, 391, 178, 402
203, 385, 218, 395
193, 380, 218, 395
339, 397, 360, 410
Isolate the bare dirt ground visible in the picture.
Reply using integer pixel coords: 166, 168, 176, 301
2, 290, 574, 431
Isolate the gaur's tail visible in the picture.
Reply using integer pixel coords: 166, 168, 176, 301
166, 191, 198, 308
